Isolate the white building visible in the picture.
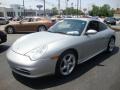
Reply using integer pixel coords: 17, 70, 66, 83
0, 4, 52, 17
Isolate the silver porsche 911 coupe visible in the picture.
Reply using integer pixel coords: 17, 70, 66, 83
7, 18, 116, 78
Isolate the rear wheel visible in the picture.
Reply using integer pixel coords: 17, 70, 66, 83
6, 26, 15, 34
106, 37, 115, 53
37, 26, 47, 32
56, 51, 77, 77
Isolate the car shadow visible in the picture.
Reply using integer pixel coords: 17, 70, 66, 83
13, 47, 119, 89
0, 45, 10, 53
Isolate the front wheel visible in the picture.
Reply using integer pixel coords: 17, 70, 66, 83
106, 37, 115, 53
37, 26, 47, 32
55, 51, 77, 77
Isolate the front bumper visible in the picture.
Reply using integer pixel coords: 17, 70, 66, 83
0, 31, 7, 44
7, 50, 57, 78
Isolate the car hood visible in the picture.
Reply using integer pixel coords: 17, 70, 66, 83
11, 31, 70, 54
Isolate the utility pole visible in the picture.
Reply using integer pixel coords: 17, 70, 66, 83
58, 0, 60, 15
43, 0, 46, 16
71, 3, 73, 15
77, 0, 79, 17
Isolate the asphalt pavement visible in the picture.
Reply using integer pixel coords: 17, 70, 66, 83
0, 32, 120, 90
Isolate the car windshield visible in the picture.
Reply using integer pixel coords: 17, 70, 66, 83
106, 18, 115, 21
48, 19, 87, 36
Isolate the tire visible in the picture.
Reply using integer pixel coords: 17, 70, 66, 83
6, 26, 15, 34
37, 25, 47, 32
55, 50, 77, 77
106, 37, 115, 53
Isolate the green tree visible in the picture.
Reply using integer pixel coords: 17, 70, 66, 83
89, 5, 100, 16
63, 7, 83, 15
89, 4, 114, 17
52, 7, 58, 15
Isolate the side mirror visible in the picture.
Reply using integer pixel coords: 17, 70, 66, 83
86, 29, 97, 35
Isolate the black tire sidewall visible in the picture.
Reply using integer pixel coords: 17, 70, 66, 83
55, 51, 77, 77
37, 26, 46, 32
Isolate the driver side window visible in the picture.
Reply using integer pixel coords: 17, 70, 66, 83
87, 21, 99, 31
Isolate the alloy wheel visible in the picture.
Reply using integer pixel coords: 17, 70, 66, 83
109, 38, 115, 52
60, 54, 76, 76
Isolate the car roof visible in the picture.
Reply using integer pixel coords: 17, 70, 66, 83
64, 18, 100, 22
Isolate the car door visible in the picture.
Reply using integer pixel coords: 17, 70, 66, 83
97, 21, 109, 50
22, 18, 34, 32
78, 20, 106, 62
17, 18, 35, 32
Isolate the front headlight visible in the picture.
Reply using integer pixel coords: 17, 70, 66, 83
25, 46, 47, 60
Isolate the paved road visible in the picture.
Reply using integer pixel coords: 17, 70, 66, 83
0, 32, 120, 90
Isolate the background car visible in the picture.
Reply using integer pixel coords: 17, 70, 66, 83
116, 18, 120, 25
51, 15, 63, 24
0, 30, 7, 44
0, 17, 9, 25
5, 17, 53, 34
12, 17, 22, 21
104, 17, 116, 25
7, 18, 116, 78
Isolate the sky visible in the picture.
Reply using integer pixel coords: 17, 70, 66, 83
0, 0, 120, 10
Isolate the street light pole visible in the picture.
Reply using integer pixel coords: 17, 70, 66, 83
23, 0, 25, 17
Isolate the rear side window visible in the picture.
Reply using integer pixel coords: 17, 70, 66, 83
87, 21, 99, 31
87, 21, 107, 32
99, 22, 107, 31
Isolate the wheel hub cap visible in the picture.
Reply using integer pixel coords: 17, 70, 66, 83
60, 54, 76, 76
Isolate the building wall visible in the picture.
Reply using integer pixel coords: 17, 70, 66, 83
0, 7, 6, 17
114, 8, 120, 18
0, 4, 52, 17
